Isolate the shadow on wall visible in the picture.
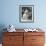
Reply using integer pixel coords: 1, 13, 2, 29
0, 24, 7, 43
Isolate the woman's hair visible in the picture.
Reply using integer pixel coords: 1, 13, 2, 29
22, 7, 32, 16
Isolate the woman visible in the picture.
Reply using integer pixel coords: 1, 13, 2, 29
21, 7, 32, 21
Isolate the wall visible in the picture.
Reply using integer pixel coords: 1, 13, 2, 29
0, 0, 46, 29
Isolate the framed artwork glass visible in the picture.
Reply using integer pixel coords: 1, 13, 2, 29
19, 5, 34, 23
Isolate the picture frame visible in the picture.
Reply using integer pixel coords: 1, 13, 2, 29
19, 5, 34, 23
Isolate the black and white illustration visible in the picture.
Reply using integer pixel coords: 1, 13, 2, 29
19, 5, 34, 23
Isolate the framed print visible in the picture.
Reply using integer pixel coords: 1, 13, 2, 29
19, 5, 34, 23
